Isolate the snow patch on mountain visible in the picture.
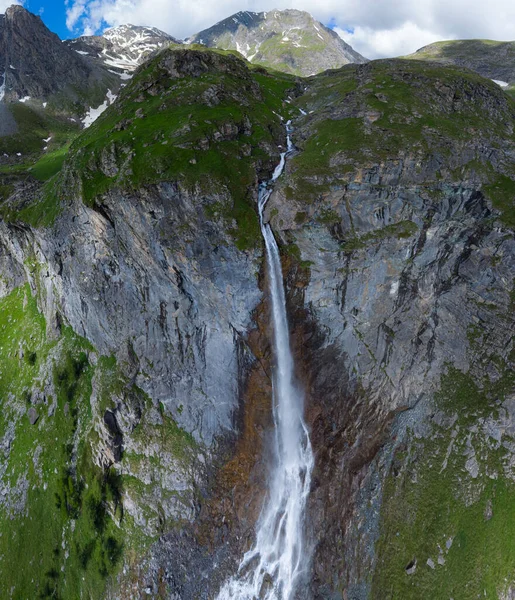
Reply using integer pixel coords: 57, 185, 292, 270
102, 50, 140, 71
63, 24, 176, 88
72, 24, 178, 75
82, 89, 117, 128
108, 69, 132, 80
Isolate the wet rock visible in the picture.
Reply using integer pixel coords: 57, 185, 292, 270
259, 573, 275, 596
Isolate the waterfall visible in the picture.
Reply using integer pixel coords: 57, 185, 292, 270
217, 123, 314, 600
0, 72, 5, 102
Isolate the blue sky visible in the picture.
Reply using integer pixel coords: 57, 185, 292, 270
3, 0, 515, 59
24, 0, 70, 38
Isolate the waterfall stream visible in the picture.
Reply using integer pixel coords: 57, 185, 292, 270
217, 123, 314, 600
0, 72, 5, 102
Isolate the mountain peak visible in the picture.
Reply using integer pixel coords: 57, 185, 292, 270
4, 4, 28, 15
3, 4, 39, 22
103, 23, 176, 43
0, 4, 115, 107
190, 8, 367, 76
68, 23, 178, 74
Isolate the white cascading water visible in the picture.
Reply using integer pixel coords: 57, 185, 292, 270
0, 72, 6, 102
217, 123, 314, 600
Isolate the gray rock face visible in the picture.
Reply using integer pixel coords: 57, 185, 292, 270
274, 183, 513, 409
274, 179, 514, 595
0, 5, 118, 109
1, 180, 263, 446
0, 224, 25, 295
190, 9, 367, 76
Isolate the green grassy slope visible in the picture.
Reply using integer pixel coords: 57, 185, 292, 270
65, 47, 296, 249
0, 283, 199, 599
0, 285, 122, 599
0, 104, 79, 159
3, 47, 298, 250
372, 359, 515, 599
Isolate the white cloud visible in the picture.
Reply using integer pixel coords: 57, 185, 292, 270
335, 23, 448, 59
63, 0, 515, 59
66, 0, 88, 30
0, 0, 24, 12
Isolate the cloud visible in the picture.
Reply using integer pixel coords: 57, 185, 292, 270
0, 0, 24, 12
63, 0, 515, 59
335, 23, 448, 59
66, 0, 88, 30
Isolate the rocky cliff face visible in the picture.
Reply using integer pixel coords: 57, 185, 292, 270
189, 9, 367, 76
0, 46, 292, 599
129, 59, 515, 599
268, 59, 515, 599
0, 42, 514, 600
0, 5, 117, 112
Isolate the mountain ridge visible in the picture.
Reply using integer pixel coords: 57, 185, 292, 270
66, 23, 179, 76
405, 39, 515, 92
189, 8, 367, 76
0, 5, 117, 111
